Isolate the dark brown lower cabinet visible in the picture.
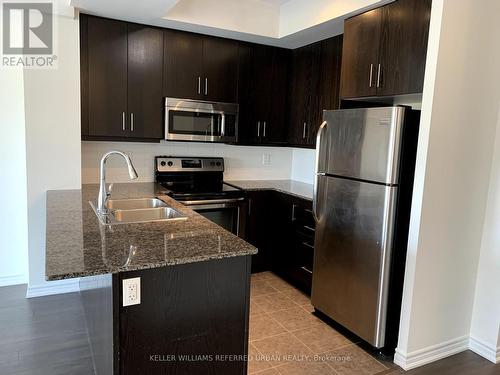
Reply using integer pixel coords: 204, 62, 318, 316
271, 192, 315, 293
80, 256, 251, 375
246, 191, 272, 272
245, 191, 316, 293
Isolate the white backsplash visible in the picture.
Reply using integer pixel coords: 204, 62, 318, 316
81, 141, 296, 183
291, 148, 316, 184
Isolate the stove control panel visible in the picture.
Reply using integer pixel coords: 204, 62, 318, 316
155, 156, 224, 173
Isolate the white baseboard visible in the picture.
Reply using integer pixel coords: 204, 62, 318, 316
0, 274, 28, 287
469, 336, 500, 364
26, 278, 80, 298
394, 335, 469, 370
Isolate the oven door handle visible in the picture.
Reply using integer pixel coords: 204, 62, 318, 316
220, 113, 226, 137
181, 198, 245, 206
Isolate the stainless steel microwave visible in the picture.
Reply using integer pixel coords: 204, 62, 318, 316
165, 97, 238, 143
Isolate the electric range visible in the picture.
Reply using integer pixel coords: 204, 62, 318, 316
155, 156, 246, 236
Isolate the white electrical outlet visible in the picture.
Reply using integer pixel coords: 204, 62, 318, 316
262, 153, 271, 166
122, 277, 141, 306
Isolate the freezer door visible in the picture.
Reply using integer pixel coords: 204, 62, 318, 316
320, 107, 406, 185
311, 175, 397, 348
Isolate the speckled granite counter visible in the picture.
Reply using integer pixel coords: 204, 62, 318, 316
225, 180, 313, 201
45, 183, 257, 281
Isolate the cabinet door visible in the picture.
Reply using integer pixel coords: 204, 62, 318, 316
236, 43, 260, 144
308, 35, 343, 146
202, 37, 239, 102
288, 44, 315, 145
163, 30, 203, 100
86, 17, 128, 137
377, 0, 431, 96
340, 8, 382, 99
237, 44, 290, 145
262, 47, 291, 144
252, 45, 273, 143
127, 24, 164, 139
246, 191, 271, 272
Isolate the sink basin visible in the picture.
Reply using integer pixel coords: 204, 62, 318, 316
113, 207, 185, 223
89, 199, 187, 225
106, 198, 168, 210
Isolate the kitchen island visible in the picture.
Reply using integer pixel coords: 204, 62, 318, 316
45, 183, 257, 375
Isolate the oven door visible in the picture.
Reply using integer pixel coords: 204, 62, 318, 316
181, 198, 245, 237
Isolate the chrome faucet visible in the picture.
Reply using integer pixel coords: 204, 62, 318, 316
97, 151, 138, 214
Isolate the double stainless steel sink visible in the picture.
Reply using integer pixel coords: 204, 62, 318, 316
90, 198, 187, 225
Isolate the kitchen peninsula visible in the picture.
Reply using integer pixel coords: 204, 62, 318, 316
45, 183, 256, 375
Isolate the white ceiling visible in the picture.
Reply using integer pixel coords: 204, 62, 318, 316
70, 0, 393, 48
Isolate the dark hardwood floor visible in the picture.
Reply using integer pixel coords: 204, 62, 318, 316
0, 285, 93, 375
0, 283, 498, 375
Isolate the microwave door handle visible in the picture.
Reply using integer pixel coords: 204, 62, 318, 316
313, 121, 327, 222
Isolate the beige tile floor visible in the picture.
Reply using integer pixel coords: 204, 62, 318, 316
248, 272, 393, 375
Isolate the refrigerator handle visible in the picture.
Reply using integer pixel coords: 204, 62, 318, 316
313, 121, 327, 222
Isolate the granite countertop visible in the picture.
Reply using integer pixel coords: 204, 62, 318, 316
45, 183, 257, 281
225, 180, 314, 201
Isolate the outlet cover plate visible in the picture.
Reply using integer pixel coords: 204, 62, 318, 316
122, 277, 141, 306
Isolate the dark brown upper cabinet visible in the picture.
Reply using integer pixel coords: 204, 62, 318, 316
127, 24, 164, 139
238, 43, 291, 145
163, 30, 239, 103
288, 43, 317, 146
309, 36, 343, 145
81, 15, 164, 141
377, 0, 431, 96
162, 30, 203, 101
340, 0, 431, 99
340, 8, 382, 99
288, 35, 342, 148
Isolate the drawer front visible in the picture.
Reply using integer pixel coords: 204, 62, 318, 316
292, 202, 315, 228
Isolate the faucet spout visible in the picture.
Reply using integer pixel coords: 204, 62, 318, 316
97, 151, 138, 214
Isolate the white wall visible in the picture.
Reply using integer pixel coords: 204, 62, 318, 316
81, 141, 293, 183
0, 68, 29, 287
23, 13, 82, 297
165, 0, 280, 38
279, 0, 388, 37
395, 0, 500, 369
469, 102, 500, 363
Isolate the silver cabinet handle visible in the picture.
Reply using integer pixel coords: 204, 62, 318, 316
263, 121, 267, 138
302, 242, 315, 250
301, 266, 313, 274
130, 113, 134, 132
303, 122, 307, 139
377, 64, 382, 88
197, 76, 201, 94
122, 112, 126, 131
257, 121, 261, 137
313, 121, 327, 222
369, 63, 374, 88
204, 77, 208, 95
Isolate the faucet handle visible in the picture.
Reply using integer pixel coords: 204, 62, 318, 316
107, 183, 114, 197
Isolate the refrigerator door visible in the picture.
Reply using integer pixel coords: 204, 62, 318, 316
311, 175, 397, 348
320, 107, 406, 185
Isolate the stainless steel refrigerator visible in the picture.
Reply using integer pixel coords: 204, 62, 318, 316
311, 106, 419, 350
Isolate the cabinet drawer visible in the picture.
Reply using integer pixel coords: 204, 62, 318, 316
291, 202, 315, 227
